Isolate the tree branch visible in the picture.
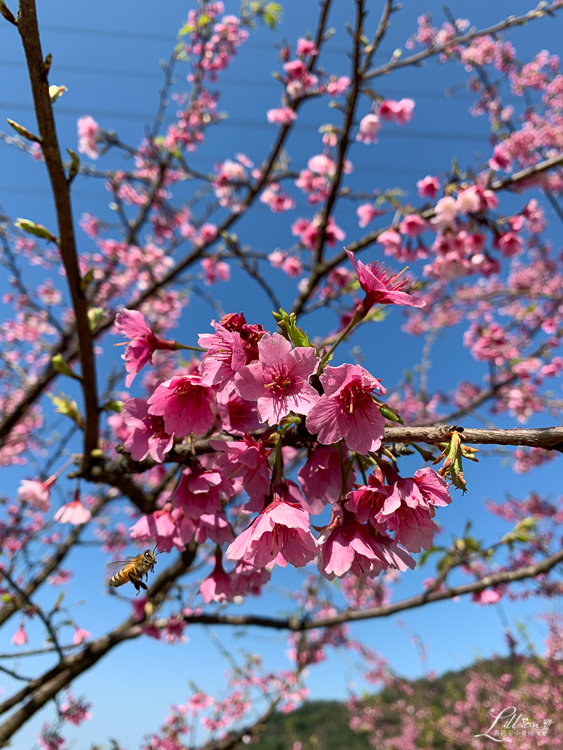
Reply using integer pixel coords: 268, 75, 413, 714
17, 0, 99, 469
383, 424, 563, 451
364, 1, 563, 81
181, 546, 563, 632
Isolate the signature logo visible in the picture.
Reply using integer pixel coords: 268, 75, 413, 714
475, 706, 553, 742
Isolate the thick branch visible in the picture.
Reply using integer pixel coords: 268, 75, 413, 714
383, 424, 563, 451
17, 0, 99, 468
181, 546, 563, 632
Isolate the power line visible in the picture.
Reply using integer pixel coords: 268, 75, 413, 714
0, 22, 388, 56
0, 101, 488, 141
0, 59, 485, 101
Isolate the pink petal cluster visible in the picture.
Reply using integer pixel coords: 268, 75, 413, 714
211, 437, 272, 499
147, 374, 215, 438
235, 333, 320, 425
115, 309, 177, 388
356, 113, 381, 144
378, 98, 415, 126
17, 478, 52, 512
199, 550, 235, 605
122, 398, 174, 463
306, 364, 386, 454
297, 446, 356, 512
267, 107, 297, 126
346, 249, 426, 311
54, 492, 92, 526
77, 115, 101, 159
226, 498, 317, 568
317, 506, 415, 580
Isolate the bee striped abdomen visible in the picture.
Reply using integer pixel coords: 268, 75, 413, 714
107, 551, 157, 595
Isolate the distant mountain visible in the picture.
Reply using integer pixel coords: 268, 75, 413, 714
256, 654, 529, 750
256, 700, 370, 750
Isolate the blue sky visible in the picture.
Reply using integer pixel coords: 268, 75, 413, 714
1, 0, 563, 748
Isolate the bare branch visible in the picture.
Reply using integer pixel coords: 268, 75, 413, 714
365, 1, 563, 81
17, 0, 99, 468
181, 547, 563, 632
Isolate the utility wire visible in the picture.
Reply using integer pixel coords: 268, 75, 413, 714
0, 22, 389, 56
0, 101, 488, 141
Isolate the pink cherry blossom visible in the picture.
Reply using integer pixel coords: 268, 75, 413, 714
122, 398, 174, 463
432, 196, 458, 226
193, 512, 233, 545
416, 175, 440, 199
147, 375, 215, 438
115, 309, 177, 388
306, 364, 386, 454
326, 75, 350, 96
187, 692, 214, 713
317, 506, 414, 580
399, 214, 427, 237
72, 627, 91, 645
216, 394, 261, 435
211, 437, 271, 499
226, 498, 317, 568
346, 249, 426, 312
60, 693, 92, 725
356, 113, 381, 144
77, 115, 101, 159
54, 492, 92, 525
171, 463, 230, 519
296, 38, 318, 57
344, 471, 389, 526
231, 560, 271, 596
472, 588, 502, 605
199, 550, 235, 605
198, 321, 248, 403
234, 333, 320, 425
267, 107, 297, 126
17, 478, 52, 512
378, 98, 415, 125
11, 622, 27, 646
356, 203, 383, 228
130, 506, 179, 552
298, 446, 356, 510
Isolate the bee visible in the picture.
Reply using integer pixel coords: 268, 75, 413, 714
107, 549, 157, 595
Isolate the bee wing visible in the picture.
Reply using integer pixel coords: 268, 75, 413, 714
105, 558, 136, 571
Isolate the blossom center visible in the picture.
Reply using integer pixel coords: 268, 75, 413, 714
339, 380, 373, 415
264, 365, 296, 395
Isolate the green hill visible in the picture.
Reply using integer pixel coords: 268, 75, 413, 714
257, 700, 370, 750
256, 654, 530, 750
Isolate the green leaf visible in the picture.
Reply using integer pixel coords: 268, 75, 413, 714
48, 392, 83, 427
51, 354, 78, 379
15, 218, 57, 243
102, 400, 124, 413
273, 308, 312, 348
80, 268, 95, 291
379, 403, 404, 424
66, 149, 80, 183
7, 118, 40, 143
87, 307, 105, 331
263, 1, 283, 29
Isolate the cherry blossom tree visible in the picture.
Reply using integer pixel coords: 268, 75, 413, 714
1, 0, 563, 747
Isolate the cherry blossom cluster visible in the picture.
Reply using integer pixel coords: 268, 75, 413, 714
109, 250, 458, 603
